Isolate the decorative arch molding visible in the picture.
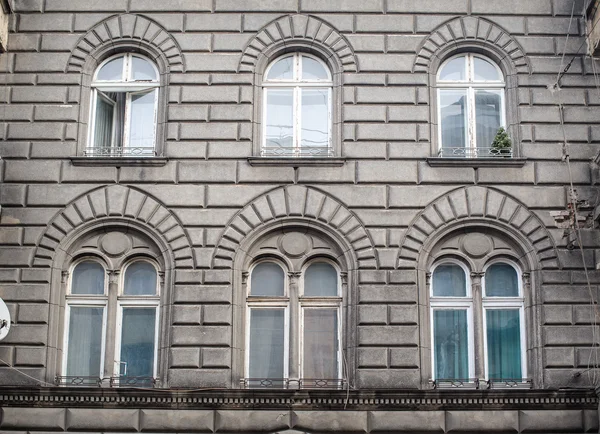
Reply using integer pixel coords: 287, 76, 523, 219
32, 185, 194, 269
239, 14, 358, 73
211, 185, 378, 270
412, 16, 530, 74
66, 13, 185, 73
397, 186, 559, 270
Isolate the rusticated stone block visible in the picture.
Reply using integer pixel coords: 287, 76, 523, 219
293, 410, 367, 433
66, 409, 140, 431
446, 410, 519, 433
519, 410, 584, 433
1, 408, 65, 430
140, 409, 213, 432
369, 410, 445, 433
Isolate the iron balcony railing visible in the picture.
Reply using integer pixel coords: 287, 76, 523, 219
241, 378, 346, 389
432, 378, 532, 389
438, 146, 513, 158
84, 147, 156, 157
54, 375, 156, 388
261, 145, 334, 158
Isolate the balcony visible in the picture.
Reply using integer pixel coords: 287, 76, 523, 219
438, 146, 513, 158
241, 378, 346, 389
83, 146, 156, 157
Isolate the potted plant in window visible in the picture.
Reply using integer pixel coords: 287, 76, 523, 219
491, 127, 512, 157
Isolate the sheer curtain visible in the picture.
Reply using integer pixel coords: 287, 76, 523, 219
249, 309, 285, 379
66, 307, 104, 376
433, 309, 469, 380
303, 309, 338, 379
119, 308, 156, 377
486, 309, 521, 379
432, 264, 466, 297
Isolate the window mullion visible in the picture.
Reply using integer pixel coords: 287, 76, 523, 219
295, 86, 301, 157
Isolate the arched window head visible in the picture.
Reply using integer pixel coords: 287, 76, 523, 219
437, 53, 507, 158
71, 260, 105, 295
250, 262, 285, 296
124, 261, 158, 296
262, 53, 332, 158
432, 262, 468, 297
88, 53, 159, 157
304, 262, 338, 296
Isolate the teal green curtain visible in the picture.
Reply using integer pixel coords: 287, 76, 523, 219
486, 263, 518, 297
432, 264, 466, 297
486, 309, 522, 379
433, 310, 468, 380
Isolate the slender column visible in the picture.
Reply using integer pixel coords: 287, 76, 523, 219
288, 271, 301, 383
470, 271, 485, 382
104, 270, 119, 380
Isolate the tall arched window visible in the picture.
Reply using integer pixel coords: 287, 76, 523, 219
437, 53, 506, 158
88, 53, 159, 157
262, 53, 332, 157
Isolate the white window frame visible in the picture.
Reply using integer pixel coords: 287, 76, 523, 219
429, 260, 474, 381
88, 53, 160, 156
481, 259, 527, 381
262, 53, 333, 158
436, 53, 506, 157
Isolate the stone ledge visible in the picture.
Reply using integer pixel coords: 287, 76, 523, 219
247, 157, 346, 167
426, 157, 528, 168
70, 157, 169, 167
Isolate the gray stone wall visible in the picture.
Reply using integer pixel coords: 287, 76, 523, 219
0, 0, 599, 394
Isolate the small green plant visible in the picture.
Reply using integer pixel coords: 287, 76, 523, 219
491, 127, 512, 156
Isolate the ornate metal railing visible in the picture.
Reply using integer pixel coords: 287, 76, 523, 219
432, 378, 479, 389
241, 378, 345, 389
487, 378, 532, 389
432, 378, 532, 389
84, 147, 156, 157
438, 147, 513, 158
54, 376, 156, 388
261, 145, 334, 158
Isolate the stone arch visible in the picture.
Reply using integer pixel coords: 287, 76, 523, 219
66, 13, 185, 73
211, 185, 378, 270
412, 16, 530, 74
397, 186, 559, 270
32, 185, 194, 269
239, 14, 358, 73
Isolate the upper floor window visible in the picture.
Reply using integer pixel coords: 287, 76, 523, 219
87, 53, 159, 157
262, 53, 333, 158
437, 54, 507, 158
245, 260, 341, 388
63, 259, 160, 385
430, 259, 526, 384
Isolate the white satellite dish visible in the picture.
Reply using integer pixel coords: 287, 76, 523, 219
0, 298, 11, 341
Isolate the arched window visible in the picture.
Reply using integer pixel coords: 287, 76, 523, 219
262, 53, 333, 157
245, 258, 342, 388
437, 53, 506, 158
88, 53, 159, 157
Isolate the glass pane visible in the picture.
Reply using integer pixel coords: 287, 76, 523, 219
124, 262, 157, 296
432, 264, 466, 297
486, 263, 519, 297
93, 93, 115, 148
249, 309, 285, 378
66, 306, 104, 376
131, 56, 157, 81
475, 89, 502, 148
72, 261, 105, 295
487, 309, 522, 379
301, 88, 330, 155
251, 262, 285, 296
303, 309, 338, 379
301, 56, 329, 80
474, 57, 500, 81
433, 309, 469, 380
128, 90, 156, 153
439, 56, 465, 81
266, 56, 294, 80
265, 88, 294, 152
120, 308, 156, 377
96, 57, 124, 81
304, 263, 337, 296
439, 89, 467, 151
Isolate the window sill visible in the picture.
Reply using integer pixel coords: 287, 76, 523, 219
426, 157, 527, 168
70, 156, 169, 167
247, 157, 346, 167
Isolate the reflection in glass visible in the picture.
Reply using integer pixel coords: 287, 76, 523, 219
486, 309, 521, 379
486, 263, 519, 297
302, 56, 329, 80
131, 56, 157, 81
72, 261, 105, 295
439, 56, 465, 81
93, 93, 115, 148
120, 308, 156, 377
434, 309, 468, 380
66, 307, 104, 376
432, 264, 466, 297
249, 309, 285, 378
124, 262, 157, 296
267, 56, 294, 80
251, 263, 285, 296
301, 88, 329, 151
265, 89, 294, 150
128, 90, 156, 151
97, 57, 124, 81
475, 89, 502, 148
303, 309, 338, 379
440, 90, 467, 150
474, 57, 500, 81
304, 263, 337, 296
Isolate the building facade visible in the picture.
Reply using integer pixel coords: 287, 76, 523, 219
0, 0, 599, 432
